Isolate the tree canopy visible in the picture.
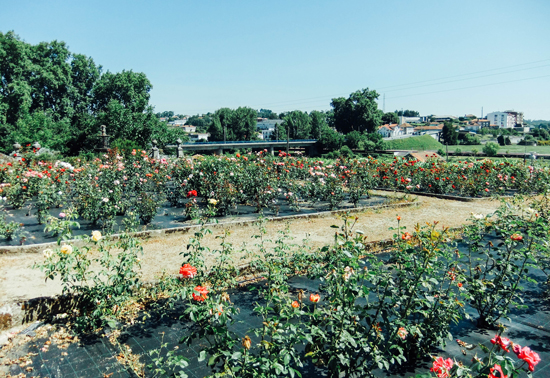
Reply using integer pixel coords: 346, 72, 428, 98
382, 112, 399, 125
208, 107, 258, 141
441, 121, 458, 145
396, 109, 420, 117
0, 31, 181, 155
330, 89, 382, 134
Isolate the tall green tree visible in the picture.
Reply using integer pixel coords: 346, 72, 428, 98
208, 107, 257, 141
0, 31, 178, 155
382, 111, 399, 124
330, 88, 382, 134
232, 107, 257, 140
209, 108, 233, 141
441, 121, 458, 145
309, 110, 327, 140
282, 110, 311, 139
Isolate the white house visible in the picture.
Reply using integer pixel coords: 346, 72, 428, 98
168, 119, 188, 126
256, 119, 281, 140
189, 133, 209, 142
181, 125, 197, 133
400, 123, 415, 135
485, 111, 523, 128
378, 124, 401, 138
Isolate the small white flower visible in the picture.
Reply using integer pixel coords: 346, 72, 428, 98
102, 198, 109, 202
91, 230, 102, 242
60, 245, 73, 255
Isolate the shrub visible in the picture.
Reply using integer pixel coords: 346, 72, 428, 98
482, 142, 500, 157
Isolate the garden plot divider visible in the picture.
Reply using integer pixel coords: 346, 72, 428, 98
0, 198, 415, 253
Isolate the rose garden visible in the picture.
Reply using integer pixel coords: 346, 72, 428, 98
1, 149, 550, 378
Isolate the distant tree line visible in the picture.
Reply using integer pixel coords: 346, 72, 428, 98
0, 31, 187, 155
396, 109, 420, 117
1, 31, 420, 156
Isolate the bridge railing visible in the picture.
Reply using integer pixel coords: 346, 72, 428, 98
181, 139, 317, 145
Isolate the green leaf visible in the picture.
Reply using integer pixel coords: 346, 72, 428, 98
198, 350, 206, 362
208, 354, 219, 366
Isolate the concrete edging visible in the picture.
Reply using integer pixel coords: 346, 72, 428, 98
0, 201, 417, 254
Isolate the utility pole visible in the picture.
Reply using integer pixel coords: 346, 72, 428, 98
286, 121, 290, 154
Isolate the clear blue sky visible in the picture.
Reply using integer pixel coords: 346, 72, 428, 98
2, 0, 550, 119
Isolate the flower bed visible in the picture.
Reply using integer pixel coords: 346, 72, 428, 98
1, 149, 549, 246
18, 195, 550, 378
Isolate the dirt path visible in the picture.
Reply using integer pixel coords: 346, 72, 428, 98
0, 192, 504, 309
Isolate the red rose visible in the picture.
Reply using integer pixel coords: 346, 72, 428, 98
488, 364, 507, 378
192, 285, 209, 302
490, 335, 511, 352
309, 293, 320, 303
510, 234, 522, 241
179, 264, 197, 278
187, 189, 198, 198
291, 301, 299, 308
430, 357, 453, 378
513, 345, 541, 372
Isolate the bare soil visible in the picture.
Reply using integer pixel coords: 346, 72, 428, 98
0, 192, 504, 308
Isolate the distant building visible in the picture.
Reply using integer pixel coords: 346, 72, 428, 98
378, 123, 401, 137
485, 111, 523, 128
399, 116, 429, 124
181, 125, 196, 133
413, 124, 443, 140
168, 119, 188, 126
400, 123, 415, 135
256, 119, 282, 140
189, 133, 209, 142
431, 115, 457, 122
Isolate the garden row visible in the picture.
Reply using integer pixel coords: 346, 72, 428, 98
1, 148, 549, 239
32, 194, 550, 378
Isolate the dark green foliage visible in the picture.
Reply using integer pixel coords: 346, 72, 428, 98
318, 127, 344, 150
208, 107, 258, 141
482, 142, 499, 157
363, 132, 385, 151
309, 110, 327, 140
518, 135, 536, 145
345, 130, 364, 149
330, 88, 382, 134
441, 121, 458, 145
381, 111, 399, 124
257, 108, 278, 119
0, 31, 175, 155
395, 109, 419, 117
282, 110, 311, 139
497, 135, 511, 146
460, 134, 481, 145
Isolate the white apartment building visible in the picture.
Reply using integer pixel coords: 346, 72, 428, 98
486, 111, 523, 128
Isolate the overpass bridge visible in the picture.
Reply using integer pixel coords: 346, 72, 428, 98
168, 139, 319, 156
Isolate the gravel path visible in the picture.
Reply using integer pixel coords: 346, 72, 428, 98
0, 192, 504, 309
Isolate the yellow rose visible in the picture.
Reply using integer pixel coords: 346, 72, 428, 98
91, 230, 102, 242
208, 199, 218, 205
60, 245, 73, 255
